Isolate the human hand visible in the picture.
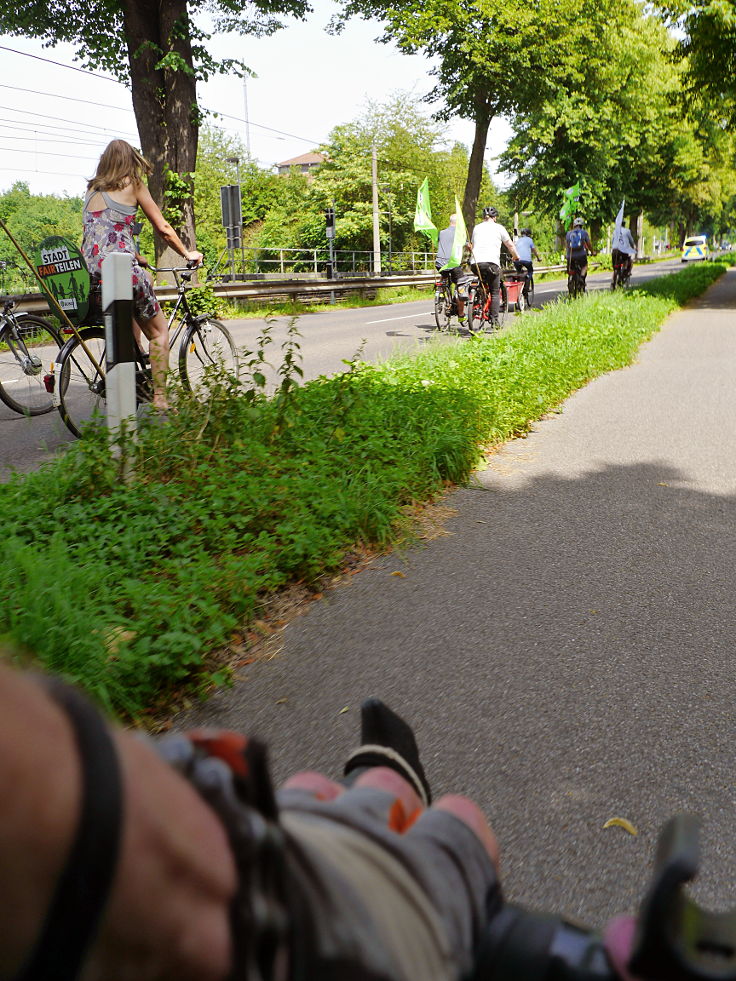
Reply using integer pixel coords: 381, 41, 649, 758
81, 728, 236, 981
185, 250, 204, 266
270, 699, 501, 981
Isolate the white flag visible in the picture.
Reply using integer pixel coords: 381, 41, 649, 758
612, 200, 625, 250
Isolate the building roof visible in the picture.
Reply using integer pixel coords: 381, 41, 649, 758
276, 152, 326, 167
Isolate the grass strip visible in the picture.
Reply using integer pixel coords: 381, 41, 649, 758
0, 261, 728, 716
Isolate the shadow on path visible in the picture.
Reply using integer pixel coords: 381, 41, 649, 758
183, 458, 736, 925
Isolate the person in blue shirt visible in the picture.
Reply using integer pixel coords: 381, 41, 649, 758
513, 228, 540, 306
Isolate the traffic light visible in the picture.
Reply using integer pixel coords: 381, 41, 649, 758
325, 207, 335, 239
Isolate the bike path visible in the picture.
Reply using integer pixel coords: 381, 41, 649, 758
183, 266, 736, 925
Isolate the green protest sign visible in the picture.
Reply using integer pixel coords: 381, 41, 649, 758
33, 236, 90, 323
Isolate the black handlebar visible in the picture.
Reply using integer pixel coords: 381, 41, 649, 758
470, 813, 736, 980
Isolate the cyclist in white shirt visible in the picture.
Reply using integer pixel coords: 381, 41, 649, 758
471, 206, 520, 327
611, 220, 637, 284
513, 228, 540, 306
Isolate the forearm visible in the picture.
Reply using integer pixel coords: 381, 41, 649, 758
157, 222, 193, 259
0, 661, 236, 981
0, 663, 81, 979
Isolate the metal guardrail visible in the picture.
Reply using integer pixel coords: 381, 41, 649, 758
5, 262, 598, 314
6, 272, 436, 313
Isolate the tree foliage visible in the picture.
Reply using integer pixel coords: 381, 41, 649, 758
255, 95, 501, 259
331, 0, 636, 232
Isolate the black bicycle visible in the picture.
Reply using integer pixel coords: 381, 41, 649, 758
567, 255, 588, 299
611, 253, 633, 289
434, 270, 469, 331
0, 299, 62, 416
48, 264, 239, 437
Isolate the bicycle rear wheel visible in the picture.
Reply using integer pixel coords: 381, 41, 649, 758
526, 278, 535, 309
55, 327, 108, 437
0, 315, 62, 416
495, 283, 508, 327
178, 318, 239, 393
467, 283, 483, 333
434, 288, 450, 331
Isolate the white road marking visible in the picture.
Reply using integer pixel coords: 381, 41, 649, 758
365, 311, 430, 325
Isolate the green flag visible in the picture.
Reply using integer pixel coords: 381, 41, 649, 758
414, 177, 438, 247
559, 182, 581, 229
440, 196, 467, 270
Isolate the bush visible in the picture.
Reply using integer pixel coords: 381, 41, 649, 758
0, 261, 726, 715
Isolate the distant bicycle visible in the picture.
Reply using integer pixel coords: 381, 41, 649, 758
47, 263, 239, 437
467, 276, 508, 332
611, 252, 633, 289
433, 270, 469, 331
0, 299, 62, 416
433, 271, 456, 331
567, 257, 587, 299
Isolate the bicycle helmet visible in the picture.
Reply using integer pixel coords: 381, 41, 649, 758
573, 217, 584, 227
482, 206, 498, 219
521, 227, 532, 237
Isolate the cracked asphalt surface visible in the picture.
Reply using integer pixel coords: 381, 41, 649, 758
182, 267, 736, 927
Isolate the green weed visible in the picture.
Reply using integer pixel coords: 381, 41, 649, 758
0, 261, 727, 715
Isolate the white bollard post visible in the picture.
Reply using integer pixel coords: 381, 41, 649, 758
102, 252, 137, 452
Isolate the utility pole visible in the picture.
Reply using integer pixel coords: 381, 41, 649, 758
243, 79, 251, 157
372, 143, 382, 275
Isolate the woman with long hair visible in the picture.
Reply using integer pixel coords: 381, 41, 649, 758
82, 140, 203, 410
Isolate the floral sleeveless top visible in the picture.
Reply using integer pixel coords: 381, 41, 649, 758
82, 190, 160, 322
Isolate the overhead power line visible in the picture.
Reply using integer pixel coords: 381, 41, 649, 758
0, 83, 134, 113
0, 44, 325, 149
0, 45, 120, 82
0, 105, 137, 140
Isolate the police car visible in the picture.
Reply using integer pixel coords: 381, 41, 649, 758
681, 235, 708, 262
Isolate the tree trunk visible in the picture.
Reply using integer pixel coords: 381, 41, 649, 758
122, 0, 198, 269
461, 101, 493, 237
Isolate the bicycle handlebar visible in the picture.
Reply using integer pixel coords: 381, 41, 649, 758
472, 813, 736, 981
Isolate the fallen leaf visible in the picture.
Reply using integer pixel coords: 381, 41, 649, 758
338, 706, 349, 714
391, 571, 405, 578
275, 697, 289, 705
657, 481, 669, 487
603, 817, 638, 836
476, 520, 487, 524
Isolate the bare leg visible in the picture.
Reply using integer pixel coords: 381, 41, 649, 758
136, 311, 170, 410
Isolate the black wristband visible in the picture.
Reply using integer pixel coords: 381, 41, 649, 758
13, 680, 123, 981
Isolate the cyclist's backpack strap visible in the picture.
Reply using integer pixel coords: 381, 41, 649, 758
13, 681, 123, 981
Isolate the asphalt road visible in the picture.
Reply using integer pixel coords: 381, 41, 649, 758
177, 262, 736, 928
0, 258, 682, 481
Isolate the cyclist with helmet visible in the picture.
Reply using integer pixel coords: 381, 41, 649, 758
513, 227, 540, 306
565, 217, 594, 294
471, 206, 520, 328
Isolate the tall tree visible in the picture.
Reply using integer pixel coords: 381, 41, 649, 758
0, 1, 309, 257
331, 0, 630, 231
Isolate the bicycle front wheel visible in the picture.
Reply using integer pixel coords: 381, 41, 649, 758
56, 327, 108, 437
179, 318, 239, 394
434, 289, 451, 331
0, 315, 62, 416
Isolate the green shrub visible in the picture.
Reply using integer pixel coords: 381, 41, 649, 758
0, 261, 726, 715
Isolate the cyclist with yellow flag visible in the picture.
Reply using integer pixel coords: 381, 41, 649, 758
436, 213, 469, 325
